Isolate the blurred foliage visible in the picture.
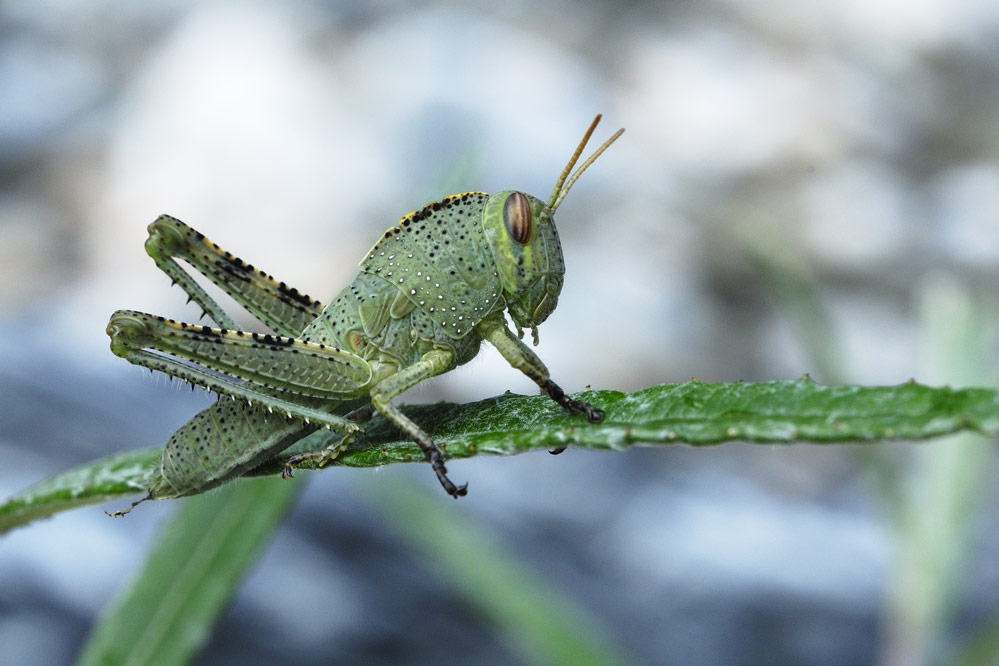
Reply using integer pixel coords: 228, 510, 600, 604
744, 223, 998, 666
75, 478, 303, 666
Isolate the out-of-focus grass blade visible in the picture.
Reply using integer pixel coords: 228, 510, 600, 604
880, 277, 998, 666
74, 477, 303, 666
369, 480, 636, 666
737, 220, 845, 383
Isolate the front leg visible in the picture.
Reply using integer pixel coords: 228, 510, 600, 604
478, 314, 604, 453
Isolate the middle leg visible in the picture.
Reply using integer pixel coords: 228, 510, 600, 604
369, 348, 467, 498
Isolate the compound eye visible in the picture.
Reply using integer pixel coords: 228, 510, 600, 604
503, 192, 533, 245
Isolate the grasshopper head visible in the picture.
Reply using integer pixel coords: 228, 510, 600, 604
482, 191, 564, 337
482, 115, 623, 343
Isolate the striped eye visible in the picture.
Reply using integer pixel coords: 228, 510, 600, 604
503, 192, 533, 245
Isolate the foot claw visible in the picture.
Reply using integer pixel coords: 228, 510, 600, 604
542, 379, 604, 423
585, 405, 605, 423
429, 449, 467, 498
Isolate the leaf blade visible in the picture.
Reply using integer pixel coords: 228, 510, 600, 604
4, 380, 997, 532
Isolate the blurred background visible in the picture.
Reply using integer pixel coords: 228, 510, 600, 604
2, 1, 997, 664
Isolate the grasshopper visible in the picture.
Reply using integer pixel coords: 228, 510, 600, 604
107, 115, 623, 513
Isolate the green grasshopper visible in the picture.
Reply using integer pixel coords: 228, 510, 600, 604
107, 115, 623, 512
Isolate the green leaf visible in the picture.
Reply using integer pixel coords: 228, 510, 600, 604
1, 447, 161, 533
74, 477, 302, 666
3, 380, 997, 533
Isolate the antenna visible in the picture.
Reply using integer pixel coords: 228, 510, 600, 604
547, 114, 625, 211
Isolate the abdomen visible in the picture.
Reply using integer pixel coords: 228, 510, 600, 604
152, 400, 315, 498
